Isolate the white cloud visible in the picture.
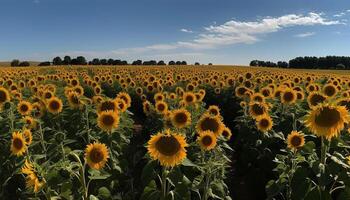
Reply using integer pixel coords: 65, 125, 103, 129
53, 12, 342, 60
294, 32, 315, 38
334, 12, 346, 17
347, 9, 350, 12
180, 28, 193, 33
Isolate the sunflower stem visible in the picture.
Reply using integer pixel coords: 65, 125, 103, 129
38, 122, 47, 156
161, 167, 168, 200
319, 137, 328, 192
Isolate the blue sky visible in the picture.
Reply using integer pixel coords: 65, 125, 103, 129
0, 0, 349, 64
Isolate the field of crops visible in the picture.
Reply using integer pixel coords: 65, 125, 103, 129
1, 65, 350, 200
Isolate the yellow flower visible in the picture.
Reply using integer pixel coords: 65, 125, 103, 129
222, 127, 232, 140
85, 142, 109, 170
23, 129, 33, 145
155, 101, 168, 115
147, 129, 187, 167
97, 110, 120, 133
11, 132, 27, 156
170, 109, 191, 129
256, 114, 273, 133
249, 102, 268, 119
281, 88, 297, 105
196, 113, 224, 136
116, 92, 132, 108
197, 131, 217, 151
46, 97, 63, 114
0, 87, 11, 104
17, 101, 33, 116
305, 103, 349, 140
287, 131, 305, 150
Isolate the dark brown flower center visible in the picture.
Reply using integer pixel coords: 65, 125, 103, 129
155, 136, 181, 156
315, 107, 341, 127
90, 148, 104, 163
201, 135, 213, 146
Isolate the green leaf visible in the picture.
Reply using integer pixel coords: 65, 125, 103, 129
140, 181, 161, 200
141, 160, 158, 186
181, 158, 199, 168
89, 195, 99, 200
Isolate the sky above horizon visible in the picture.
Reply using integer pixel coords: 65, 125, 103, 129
0, 0, 350, 65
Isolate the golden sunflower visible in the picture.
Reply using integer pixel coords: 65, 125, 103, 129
182, 92, 196, 105
249, 102, 268, 119
197, 131, 217, 151
305, 103, 349, 140
0, 87, 10, 104
222, 127, 232, 140
67, 91, 81, 109
154, 92, 165, 102
256, 114, 273, 133
322, 84, 338, 98
281, 88, 297, 105
207, 105, 220, 116
23, 116, 37, 129
307, 92, 327, 108
250, 93, 265, 103
287, 131, 305, 150
147, 129, 188, 167
155, 101, 168, 115
17, 101, 33, 116
97, 110, 120, 132
170, 108, 191, 128
115, 98, 128, 112
116, 92, 132, 108
21, 160, 44, 193
143, 101, 153, 115
85, 142, 109, 170
97, 99, 118, 113
196, 113, 224, 136
46, 97, 63, 114
23, 129, 33, 145
11, 131, 27, 156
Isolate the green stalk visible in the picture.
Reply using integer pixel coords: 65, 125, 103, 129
319, 137, 328, 191
161, 167, 168, 200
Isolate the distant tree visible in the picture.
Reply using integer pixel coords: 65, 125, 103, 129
175, 61, 182, 65
249, 60, 259, 66
157, 60, 166, 65
19, 61, 30, 67
208, 63, 213, 65
336, 63, 346, 70
91, 58, 100, 65
194, 62, 200, 65
52, 57, 62, 65
11, 59, 20, 67
168, 61, 175, 65
100, 59, 107, 65
70, 58, 78, 65
113, 60, 122, 65
181, 61, 187, 65
121, 60, 128, 65
132, 60, 142, 65
107, 59, 114, 65
277, 61, 288, 68
63, 56, 71, 65
76, 56, 87, 65
38, 61, 51, 66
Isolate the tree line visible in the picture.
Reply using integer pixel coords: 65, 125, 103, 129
11, 56, 205, 67
250, 56, 350, 70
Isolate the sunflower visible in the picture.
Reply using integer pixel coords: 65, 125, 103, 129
207, 105, 220, 116
46, 97, 63, 114
182, 92, 196, 105
32, 102, 45, 119
322, 83, 338, 98
21, 160, 44, 193
85, 142, 109, 170
307, 92, 327, 108
17, 101, 33, 116
0, 87, 10, 104
116, 92, 132, 108
251, 93, 265, 103
67, 91, 81, 109
97, 99, 118, 113
287, 131, 305, 150
97, 110, 120, 132
154, 92, 165, 102
222, 127, 232, 140
115, 98, 128, 112
155, 101, 168, 115
23, 129, 33, 145
147, 129, 187, 167
305, 103, 349, 140
281, 88, 297, 104
256, 114, 273, 133
249, 102, 268, 119
197, 131, 217, 151
11, 132, 27, 156
23, 116, 37, 129
170, 108, 191, 128
196, 113, 224, 136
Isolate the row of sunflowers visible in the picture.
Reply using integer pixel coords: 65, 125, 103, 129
0, 66, 350, 200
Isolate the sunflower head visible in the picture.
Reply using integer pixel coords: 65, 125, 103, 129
249, 102, 268, 118
67, 91, 81, 109
46, 97, 63, 114
287, 131, 305, 150
0, 87, 10, 104
197, 131, 217, 151
256, 114, 273, 133
155, 101, 168, 115
18, 101, 33, 116
97, 110, 120, 133
23, 129, 33, 145
305, 103, 349, 140
147, 129, 188, 167
170, 108, 191, 129
196, 113, 224, 136
322, 84, 338, 97
117, 92, 132, 108
222, 127, 232, 140
97, 99, 118, 113
207, 105, 220, 116
281, 88, 297, 104
11, 131, 27, 157
85, 142, 109, 170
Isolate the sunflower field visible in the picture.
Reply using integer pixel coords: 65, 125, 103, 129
1, 66, 350, 200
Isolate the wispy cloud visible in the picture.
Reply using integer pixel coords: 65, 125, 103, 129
334, 12, 346, 17
33, 0, 40, 4
180, 28, 193, 33
54, 12, 342, 59
294, 32, 316, 38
